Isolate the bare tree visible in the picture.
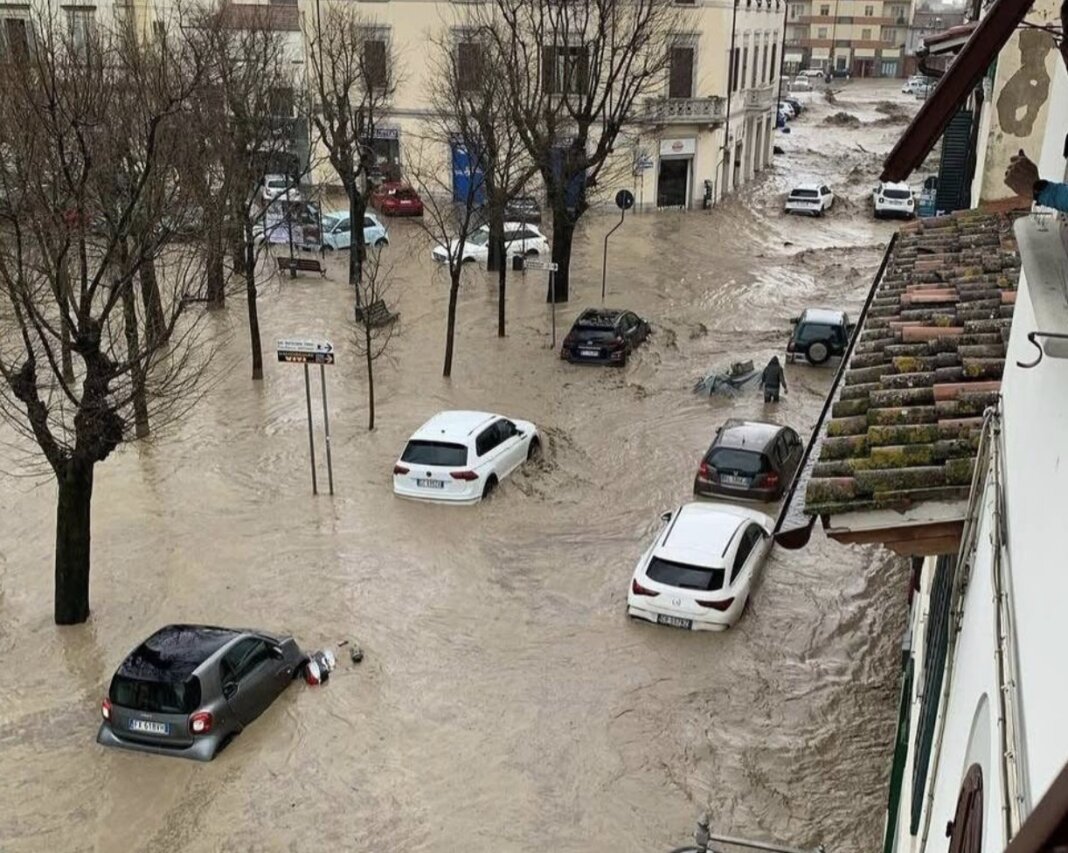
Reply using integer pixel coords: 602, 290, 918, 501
351, 247, 398, 430
0, 11, 213, 624
304, 5, 397, 297
483, 0, 684, 302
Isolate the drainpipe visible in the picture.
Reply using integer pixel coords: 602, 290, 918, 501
722, 0, 740, 198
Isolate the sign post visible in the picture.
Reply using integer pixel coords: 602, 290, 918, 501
277, 339, 335, 495
602, 190, 635, 303
526, 259, 560, 348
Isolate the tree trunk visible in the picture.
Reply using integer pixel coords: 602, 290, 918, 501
549, 211, 574, 303
139, 259, 165, 347
348, 186, 367, 305
245, 225, 263, 381
364, 325, 375, 431
486, 211, 504, 273
121, 278, 150, 439
54, 459, 94, 625
231, 224, 246, 275
206, 233, 226, 309
497, 254, 507, 338
58, 258, 74, 382
443, 274, 461, 378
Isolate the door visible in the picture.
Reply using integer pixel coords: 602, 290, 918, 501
657, 158, 689, 208
332, 217, 352, 249
496, 419, 527, 474
781, 428, 804, 480
363, 215, 380, 245
474, 421, 509, 479
221, 638, 282, 726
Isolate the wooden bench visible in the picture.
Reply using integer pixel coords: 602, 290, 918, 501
277, 256, 326, 277
354, 299, 398, 328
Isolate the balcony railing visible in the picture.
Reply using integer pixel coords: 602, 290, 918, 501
640, 96, 726, 125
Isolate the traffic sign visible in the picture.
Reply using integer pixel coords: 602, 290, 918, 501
525, 259, 559, 272
615, 189, 635, 211
277, 339, 335, 365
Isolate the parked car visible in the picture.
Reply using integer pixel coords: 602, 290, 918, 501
778, 101, 796, 120
261, 173, 301, 205
786, 307, 853, 364
693, 419, 803, 503
782, 96, 805, 115
798, 68, 825, 78
431, 222, 549, 265
790, 77, 814, 92
914, 80, 935, 99
902, 75, 932, 95
873, 181, 916, 219
784, 183, 835, 216
392, 410, 541, 504
626, 503, 774, 631
504, 196, 542, 224
560, 307, 650, 366
319, 210, 389, 250
98, 624, 306, 762
371, 182, 424, 217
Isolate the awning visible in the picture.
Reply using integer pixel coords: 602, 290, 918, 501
881, 0, 1035, 182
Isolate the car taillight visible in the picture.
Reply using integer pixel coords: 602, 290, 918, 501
698, 462, 711, 479
450, 470, 479, 481
631, 578, 659, 597
786, 341, 796, 352
190, 711, 213, 735
393, 464, 410, 475
697, 597, 734, 611
758, 472, 780, 489
101, 697, 112, 721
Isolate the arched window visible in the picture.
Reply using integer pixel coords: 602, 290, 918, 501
947, 763, 983, 853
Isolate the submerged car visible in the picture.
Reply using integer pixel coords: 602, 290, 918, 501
431, 222, 549, 265
371, 182, 424, 217
392, 410, 541, 505
785, 183, 834, 216
627, 502, 774, 631
786, 307, 853, 364
560, 308, 650, 366
873, 181, 916, 219
98, 625, 305, 761
319, 210, 389, 250
693, 419, 804, 503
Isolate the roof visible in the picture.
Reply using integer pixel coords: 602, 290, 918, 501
881, 0, 1033, 182
118, 625, 239, 683
801, 307, 848, 325
413, 410, 496, 440
658, 503, 749, 568
220, 3, 300, 32
923, 21, 978, 53
801, 210, 1020, 549
715, 419, 784, 452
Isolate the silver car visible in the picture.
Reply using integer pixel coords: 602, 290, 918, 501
98, 624, 306, 761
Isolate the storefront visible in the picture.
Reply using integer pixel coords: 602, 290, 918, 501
656, 137, 695, 209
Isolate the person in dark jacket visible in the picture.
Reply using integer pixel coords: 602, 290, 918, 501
761, 356, 788, 402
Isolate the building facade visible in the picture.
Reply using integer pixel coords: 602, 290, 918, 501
902, 2, 966, 76
783, 0, 911, 77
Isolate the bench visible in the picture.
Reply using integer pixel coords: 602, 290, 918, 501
277, 256, 326, 277
354, 299, 398, 328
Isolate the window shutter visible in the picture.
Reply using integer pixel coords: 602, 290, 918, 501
364, 39, 387, 89
669, 46, 694, 98
457, 41, 481, 93
541, 45, 556, 93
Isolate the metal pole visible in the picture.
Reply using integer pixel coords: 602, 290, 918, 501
600, 207, 626, 303
304, 363, 318, 495
319, 363, 334, 496
287, 198, 296, 278
550, 270, 556, 349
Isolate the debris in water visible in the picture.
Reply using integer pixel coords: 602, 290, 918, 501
773, 145, 785, 155
304, 649, 337, 685
694, 360, 761, 397
823, 112, 861, 128
349, 642, 364, 664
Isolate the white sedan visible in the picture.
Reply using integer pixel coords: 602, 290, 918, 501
392, 410, 541, 505
431, 223, 550, 265
784, 183, 835, 216
627, 502, 773, 631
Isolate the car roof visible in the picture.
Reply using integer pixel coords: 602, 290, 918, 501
714, 419, 786, 451
655, 503, 753, 568
117, 624, 242, 683
576, 307, 627, 325
790, 182, 825, 191
800, 307, 847, 324
412, 410, 499, 442
879, 181, 911, 190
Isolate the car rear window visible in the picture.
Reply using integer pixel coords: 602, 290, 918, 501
796, 322, 838, 344
646, 558, 725, 592
110, 674, 202, 714
883, 188, 912, 200
573, 325, 618, 340
401, 440, 468, 467
707, 448, 767, 474
790, 189, 819, 199
395, 188, 417, 199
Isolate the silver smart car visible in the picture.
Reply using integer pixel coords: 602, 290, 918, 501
98, 624, 306, 761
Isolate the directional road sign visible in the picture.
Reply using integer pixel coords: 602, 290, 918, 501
525, 259, 559, 272
277, 339, 335, 365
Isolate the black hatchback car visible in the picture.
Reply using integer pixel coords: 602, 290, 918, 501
561, 308, 650, 366
786, 307, 853, 365
693, 419, 804, 502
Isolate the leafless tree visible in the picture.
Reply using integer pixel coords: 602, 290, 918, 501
304, 5, 397, 297
351, 247, 398, 430
482, 0, 685, 302
0, 11, 214, 624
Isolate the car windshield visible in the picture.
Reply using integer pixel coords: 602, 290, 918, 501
401, 440, 468, 467
110, 674, 202, 714
321, 215, 340, 230
707, 448, 766, 474
646, 557, 725, 592
468, 230, 490, 246
267, 179, 288, 189
883, 188, 912, 199
790, 189, 819, 198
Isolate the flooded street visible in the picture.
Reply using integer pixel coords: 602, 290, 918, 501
1, 81, 914, 852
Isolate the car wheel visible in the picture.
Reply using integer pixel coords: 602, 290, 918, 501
806, 340, 831, 365
481, 476, 498, 500
462, 256, 476, 264
527, 437, 542, 462
375, 238, 387, 248
525, 248, 539, 256
322, 244, 334, 252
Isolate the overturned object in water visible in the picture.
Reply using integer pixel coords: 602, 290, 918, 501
693, 360, 761, 397
303, 648, 337, 685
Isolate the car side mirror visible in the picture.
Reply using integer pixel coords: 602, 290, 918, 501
790, 316, 799, 325
222, 681, 237, 699
660, 510, 673, 523
270, 645, 285, 660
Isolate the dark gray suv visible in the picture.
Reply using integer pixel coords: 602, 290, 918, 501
98, 625, 305, 761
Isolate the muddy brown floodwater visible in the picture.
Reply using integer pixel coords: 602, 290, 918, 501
1, 81, 915, 852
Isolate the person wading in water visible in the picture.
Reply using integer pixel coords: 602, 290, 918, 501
761, 356, 788, 403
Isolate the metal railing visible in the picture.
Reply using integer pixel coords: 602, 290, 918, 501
640, 96, 726, 123
670, 816, 825, 853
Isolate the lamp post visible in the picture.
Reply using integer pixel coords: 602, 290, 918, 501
600, 189, 634, 303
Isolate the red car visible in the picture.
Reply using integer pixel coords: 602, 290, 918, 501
372, 182, 424, 217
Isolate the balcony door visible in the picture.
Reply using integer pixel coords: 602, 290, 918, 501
669, 46, 694, 99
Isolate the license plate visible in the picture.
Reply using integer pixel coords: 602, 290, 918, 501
129, 719, 169, 735
416, 479, 444, 489
578, 349, 599, 357
657, 614, 693, 630
721, 474, 750, 487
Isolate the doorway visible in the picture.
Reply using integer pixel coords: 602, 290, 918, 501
656, 158, 690, 208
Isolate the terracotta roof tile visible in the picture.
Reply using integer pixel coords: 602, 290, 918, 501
804, 211, 1021, 517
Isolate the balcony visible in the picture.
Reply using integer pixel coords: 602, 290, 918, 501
743, 84, 776, 113
640, 96, 726, 126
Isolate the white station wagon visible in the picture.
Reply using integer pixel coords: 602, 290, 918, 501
392, 411, 541, 504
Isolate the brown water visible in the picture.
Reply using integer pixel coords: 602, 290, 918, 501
0, 81, 912, 852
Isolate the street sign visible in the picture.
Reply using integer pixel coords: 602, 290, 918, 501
277, 339, 335, 365
633, 154, 654, 172
615, 189, 635, 211
526, 259, 559, 272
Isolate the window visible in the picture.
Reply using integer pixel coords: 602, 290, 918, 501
646, 557, 725, 592
761, 38, 769, 82
400, 441, 468, 467
750, 43, 758, 87
883, 28, 897, 42
861, 27, 872, 40
335, 218, 351, 233
817, 26, 828, 39
65, 7, 94, 54
707, 448, 767, 475
668, 45, 694, 98
363, 37, 388, 89
363, 216, 377, 229
789, 4, 799, 19
151, 19, 166, 40
1, 14, 31, 59
864, 4, 874, 14
542, 44, 589, 95
740, 45, 748, 89
769, 43, 778, 81
456, 39, 482, 93
269, 86, 294, 118
947, 764, 984, 853
220, 638, 270, 685
476, 421, 509, 456
730, 525, 762, 583
819, 3, 829, 14
110, 674, 202, 714
730, 46, 740, 92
